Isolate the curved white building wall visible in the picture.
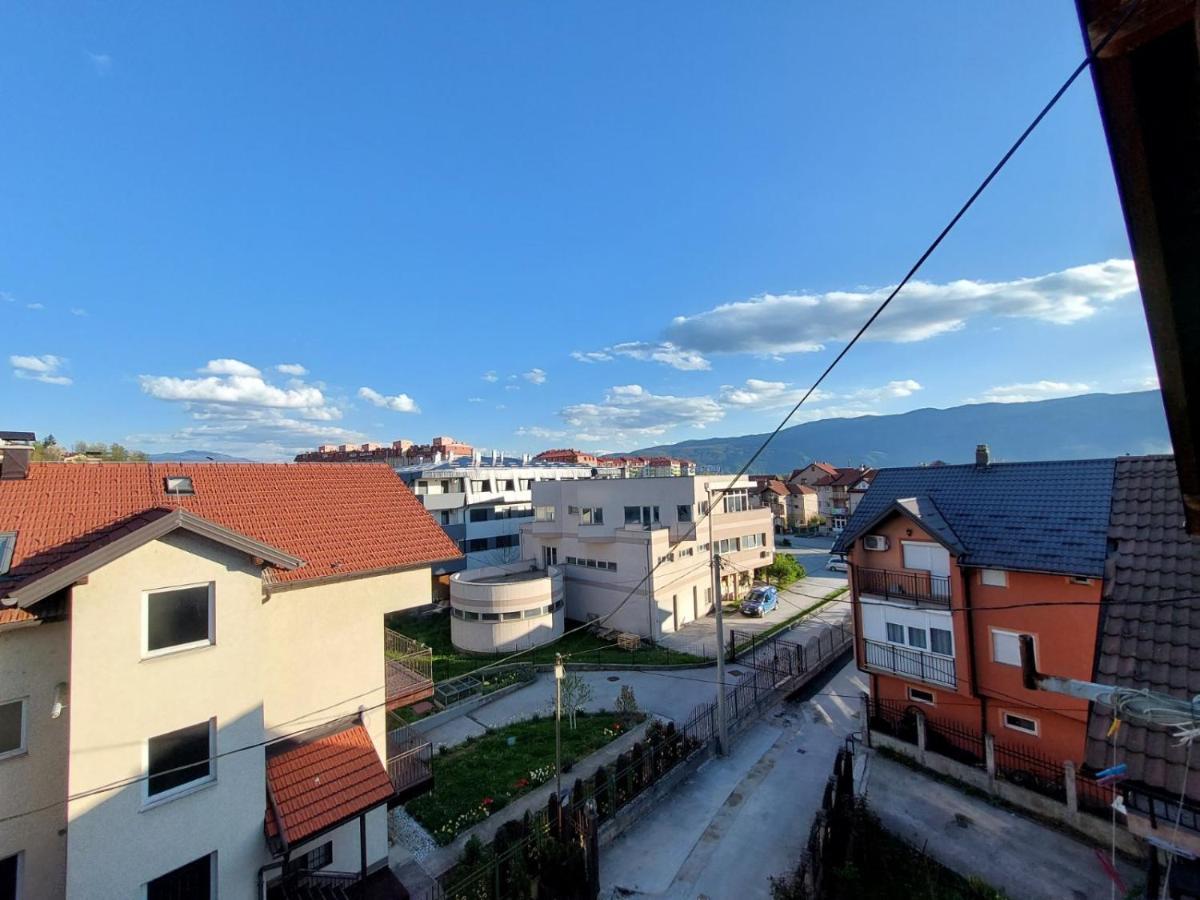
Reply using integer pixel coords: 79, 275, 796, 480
450, 562, 565, 653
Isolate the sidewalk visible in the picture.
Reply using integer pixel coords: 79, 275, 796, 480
863, 753, 1141, 900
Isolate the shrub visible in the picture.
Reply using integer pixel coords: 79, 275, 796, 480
616, 684, 640, 723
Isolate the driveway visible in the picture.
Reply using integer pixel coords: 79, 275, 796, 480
600, 658, 867, 899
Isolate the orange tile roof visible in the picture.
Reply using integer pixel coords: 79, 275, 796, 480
264, 723, 394, 849
0, 463, 462, 597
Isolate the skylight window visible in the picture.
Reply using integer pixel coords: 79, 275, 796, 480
164, 476, 195, 496
0, 532, 15, 576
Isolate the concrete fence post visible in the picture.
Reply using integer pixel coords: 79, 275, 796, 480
984, 734, 996, 794
915, 710, 927, 766
861, 692, 873, 748
1063, 760, 1079, 818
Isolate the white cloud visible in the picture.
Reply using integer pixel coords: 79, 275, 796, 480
70, 307, 88, 317
663, 260, 1138, 358
847, 379, 923, 402
482, 371, 499, 383
10, 354, 72, 386
505, 384, 521, 392
972, 381, 1092, 404
571, 341, 710, 372
1139, 374, 1160, 390
140, 371, 325, 410
560, 384, 723, 441
276, 363, 308, 376
87, 52, 112, 75
517, 425, 567, 439
358, 386, 420, 414
718, 378, 921, 411
467, 397, 484, 403
201, 358, 261, 377
26, 303, 44, 311
523, 368, 547, 385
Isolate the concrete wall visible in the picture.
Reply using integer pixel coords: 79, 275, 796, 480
0, 619, 69, 900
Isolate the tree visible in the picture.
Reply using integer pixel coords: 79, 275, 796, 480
762, 553, 805, 588
615, 685, 639, 724
558, 672, 594, 730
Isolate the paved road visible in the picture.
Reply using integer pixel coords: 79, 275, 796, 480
600, 658, 867, 899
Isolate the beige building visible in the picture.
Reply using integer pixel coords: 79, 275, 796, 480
519, 476, 774, 640
0, 449, 459, 900
448, 562, 565, 653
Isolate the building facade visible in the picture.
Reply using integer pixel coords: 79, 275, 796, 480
0, 454, 458, 900
518, 476, 774, 640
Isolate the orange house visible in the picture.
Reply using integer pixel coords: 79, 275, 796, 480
834, 446, 1116, 764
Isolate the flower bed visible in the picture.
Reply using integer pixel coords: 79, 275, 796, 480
407, 712, 640, 844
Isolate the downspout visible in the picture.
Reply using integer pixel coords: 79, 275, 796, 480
961, 566, 986, 735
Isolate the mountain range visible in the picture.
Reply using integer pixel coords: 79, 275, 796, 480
628, 391, 1171, 473
146, 450, 253, 463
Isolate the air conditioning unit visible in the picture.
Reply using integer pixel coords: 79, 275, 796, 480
863, 535, 889, 551
760, 550, 769, 558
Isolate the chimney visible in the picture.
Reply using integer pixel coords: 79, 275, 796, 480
0, 445, 32, 481
975, 444, 991, 467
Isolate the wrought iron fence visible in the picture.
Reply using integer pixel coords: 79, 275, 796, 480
856, 567, 952, 606
993, 740, 1066, 801
924, 713, 985, 767
868, 696, 919, 745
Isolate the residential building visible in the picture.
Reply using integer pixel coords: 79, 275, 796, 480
793, 464, 876, 533
518, 476, 774, 640
597, 456, 698, 478
786, 483, 820, 530
532, 448, 600, 466
296, 434, 475, 465
786, 461, 838, 487
753, 479, 791, 532
0, 448, 458, 900
448, 561, 565, 653
391, 457, 597, 574
834, 445, 1114, 765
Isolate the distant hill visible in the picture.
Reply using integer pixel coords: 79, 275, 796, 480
628, 391, 1171, 473
147, 450, 252, 463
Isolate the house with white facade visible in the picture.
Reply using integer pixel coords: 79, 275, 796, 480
517, 476, 774, 640
0, 446, 459, 900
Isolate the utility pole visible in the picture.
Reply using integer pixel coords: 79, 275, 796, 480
708, 487, 729, 755
554, 653, 565, 803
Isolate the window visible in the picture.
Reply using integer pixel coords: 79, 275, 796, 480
0, 699, 26, 761
146, 853, 213, 900
930, 628, 953, 657
145, 584, 213, 656
580, 507, 604, 525
907, 687, 935, 705
543, 546, 558, 567
501, 611, 521, 621
565, 556, 578, 565
907, 627, 927, 650
439, 511, 451, 525
901, 541, 950, 575
146, 720, 213, 801
500, 479, 515, 491
980, 569, 1007, 587
467, 538, 488, 552
519, 479, 532, 491
163, 475, 195, 496
462, 610, 479, 621
1069, 576, 1093, 585
534, 506, 556, 522
885, 623, 904, 644
722, 490, 749, 513
494, 534, 517, 549
567, 505, 580, 516
0, 532, 15, 576
481, 612, 500, 622
0, 853, 18, 900
677, 505, 693, 523
469, 508, 490, 523
624, 506, 641, 525
991, 629, 1024, 666
285, 842, 332, 876
1003, 712, 1039, 736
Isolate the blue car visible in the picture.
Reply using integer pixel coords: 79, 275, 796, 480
740, 585, 779, 617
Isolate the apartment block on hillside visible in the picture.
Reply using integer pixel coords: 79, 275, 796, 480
519, 476, 774, 640
0, 448, 459, 900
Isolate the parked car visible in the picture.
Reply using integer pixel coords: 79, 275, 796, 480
740, 585, 779, 617
827, 556, 849, 573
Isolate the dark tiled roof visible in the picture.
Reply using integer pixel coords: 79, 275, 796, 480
1085, 456, 1200, 798
264, 723, 394, 852
833, 458, 1117, 576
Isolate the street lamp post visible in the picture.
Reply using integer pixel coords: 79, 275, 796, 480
554, 653, 565, 803
707, 487, 730, 755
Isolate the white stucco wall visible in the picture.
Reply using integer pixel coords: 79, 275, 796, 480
0, 619, 69, 900
449, 563, 565, 653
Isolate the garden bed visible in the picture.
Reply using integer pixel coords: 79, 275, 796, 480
406, 711, 642, 844
385, 611, 704, 681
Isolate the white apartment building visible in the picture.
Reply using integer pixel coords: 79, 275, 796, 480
519, 476, 775, 640
392, 454, 597, 572
0, 449, 459, 900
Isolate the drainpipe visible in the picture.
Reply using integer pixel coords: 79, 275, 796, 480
960, 566, 986, 735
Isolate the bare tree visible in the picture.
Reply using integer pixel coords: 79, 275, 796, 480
558, 672, 594, 729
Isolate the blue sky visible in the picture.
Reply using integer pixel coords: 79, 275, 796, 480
2, 3, 1155, 459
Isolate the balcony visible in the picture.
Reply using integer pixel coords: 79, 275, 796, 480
387, 726, 434, 804
863, 638, 956, 688
384, 629, 434, 711
856, 567, 951, 607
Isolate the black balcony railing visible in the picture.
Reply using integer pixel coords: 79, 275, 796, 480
856, 567, 952, 606
863, 638, 956, 687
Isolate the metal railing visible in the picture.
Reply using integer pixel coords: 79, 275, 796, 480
387, 725, 434, 801
385, 628, 434, 708
862, 638, 956, 687
856, 567, 952, 606
272, 869, 359, 899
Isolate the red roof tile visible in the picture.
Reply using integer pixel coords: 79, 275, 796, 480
0, 463, 461, 597
265, 723, 394, 848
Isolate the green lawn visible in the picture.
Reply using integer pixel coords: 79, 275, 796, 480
386, 611, 705, 682
407, 712, 634, 844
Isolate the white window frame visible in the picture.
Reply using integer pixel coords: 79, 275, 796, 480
0, 697, 28, 761
980, 569, 1007, 587
907, 687, 936, 706
1069, 576, 1093, 585
142, 718, 217, 808
991, 628, 1026, 667
1002, 711, 1040, 736
929, 627, 954, 658
142, 851, 217, 900
885, 622, 904, 644
142, 582, 215, 660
